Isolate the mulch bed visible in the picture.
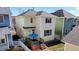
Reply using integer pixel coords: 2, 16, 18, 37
44, 39, 64, 47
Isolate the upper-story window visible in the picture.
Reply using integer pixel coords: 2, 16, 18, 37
30, 18, 33, 23
0, 15, 9, 23
76, 20, 79, 25
0, 15, 4, 23
45, 18, 52, 23
65, 18, 69, 21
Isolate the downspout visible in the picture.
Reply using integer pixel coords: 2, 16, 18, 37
9, 8, 14, 46
61, 17, 65, 40
6, 34, 9, 49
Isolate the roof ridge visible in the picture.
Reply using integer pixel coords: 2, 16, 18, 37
18, 9, 35, 16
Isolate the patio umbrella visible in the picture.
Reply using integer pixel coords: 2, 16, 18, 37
29, 32, 38, 40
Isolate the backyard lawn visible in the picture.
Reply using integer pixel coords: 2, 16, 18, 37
48, 43, 64, 51
43, 43, 64, 51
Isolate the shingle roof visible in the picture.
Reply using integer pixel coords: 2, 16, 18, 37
51, 9, 64, 17
51, 9, 76, 18
18, 9, 34, 16
18, 10, 57, 17
36, 11, 43, 16
62, 25, 79, 46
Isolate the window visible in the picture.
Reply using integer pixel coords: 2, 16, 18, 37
30, 18, 33, 23
1, 39, 5, 43
0, 15, 4, 23
5, 34, 13, 47
0, 34, 6, 44
71, 25, 75, 30
0, 15, 9, 23
32, 29, 35, 32
44, 30, 52, 36
74, 19, 77, 23
65, 18, 69, 21
77, 21, 79, 25
45, 18, 52, 23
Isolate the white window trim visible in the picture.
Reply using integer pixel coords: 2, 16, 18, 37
44, 30, 52, 36
45, 18, 52, 23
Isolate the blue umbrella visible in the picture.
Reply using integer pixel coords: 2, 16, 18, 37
29, 32, 38, 40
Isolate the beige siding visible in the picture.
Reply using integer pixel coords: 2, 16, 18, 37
23, 16, 36, 38
24, 16, 35, 27
15, 11, 56, 42
15, 16, 35, 38
33, 16, 41, 34
15, 16, 25, 37
15, 16, 25, 27
64, 43, 79, 51
40, 17, 55, 41
33, 16, 55, 41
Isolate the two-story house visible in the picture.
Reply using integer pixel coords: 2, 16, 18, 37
15, 9, 56, 42
0, 7, 14, 50
51, 9, 77, 39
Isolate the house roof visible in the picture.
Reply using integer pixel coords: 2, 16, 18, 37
18, 9, 36, 16
62, 25, 79, 46
36, 11, 43, 16
18, 10, 57, 18
0, 7, 11, 14
77, 16, 79, 19
51, 9, 76, 18
36, 11, 57, 17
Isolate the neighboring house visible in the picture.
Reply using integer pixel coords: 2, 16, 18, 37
76, 17, 79, 26
51, 9, 77, 39
15, 9, 56, 42
0, 7, 14, 50
62, 25, 79, 51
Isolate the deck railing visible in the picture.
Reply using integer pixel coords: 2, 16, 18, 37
14, 41, 31, 51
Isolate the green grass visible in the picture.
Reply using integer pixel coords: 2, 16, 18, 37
48, 43, 64, 51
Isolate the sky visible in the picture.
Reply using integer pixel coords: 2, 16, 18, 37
10, 7, 79, 16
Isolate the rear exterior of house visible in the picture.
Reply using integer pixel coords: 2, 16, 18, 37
0, 7, 13, 50
15, 10, 56, 42
34, 11, 56, 41
15, 16, 36, 38
15, 10, 37, 38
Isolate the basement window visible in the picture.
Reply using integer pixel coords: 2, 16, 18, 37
1, 39, 5, 43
